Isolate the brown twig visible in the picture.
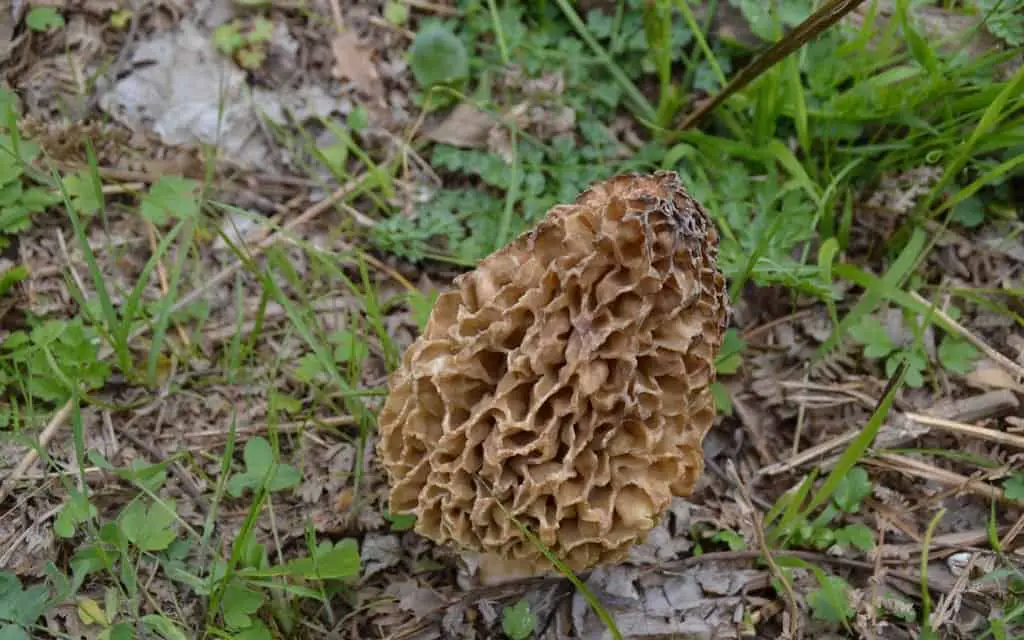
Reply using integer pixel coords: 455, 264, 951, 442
865, 453, 1010, 504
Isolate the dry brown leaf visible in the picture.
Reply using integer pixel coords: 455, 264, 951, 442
388, 579, 448, 615
965, 360, 1024, 393
331, 30, 384, 99
334, 487, 354, 511
424, 102, 494, 148
361, 533, 403, 578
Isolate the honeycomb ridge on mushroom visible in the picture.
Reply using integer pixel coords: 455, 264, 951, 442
376, 171, 729, 578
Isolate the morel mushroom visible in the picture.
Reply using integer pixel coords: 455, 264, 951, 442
376, 171, 729, 579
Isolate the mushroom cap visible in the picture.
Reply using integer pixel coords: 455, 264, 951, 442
376, 171, 729, 578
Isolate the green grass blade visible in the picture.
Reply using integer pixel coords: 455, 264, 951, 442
800, 360, 907, 518
814, 226, 928, 358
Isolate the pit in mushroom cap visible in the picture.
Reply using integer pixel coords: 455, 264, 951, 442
376, 171, 729, 580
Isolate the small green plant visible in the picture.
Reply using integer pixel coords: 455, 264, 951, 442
0, 571, 50, 640
384, 0, 409, 25
56, 447, 361, 639
807, 574, 855, 624
501, 599, 536, 640
227, 436, 302, 498
61, 170, 104, 217
408, 23, 470, 97
24, 7, 65, 32
0, 131, 61, 250
384, 511, 417, 532
848, 316, 898, 361
711, 328, 747, 414
849, 313, 981, 387
1003, 474, 1024, 501
140, 176, 201, 224
213, 17, 275, 69
54, 489, 99, 539
711, 528, 746, 551
1, 319, 111, 405
118, 497, 179, 553
769, 466, 877, 554
294, 329, 369, 384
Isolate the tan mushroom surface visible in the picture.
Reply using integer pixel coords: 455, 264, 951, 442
376, 171, 729, 579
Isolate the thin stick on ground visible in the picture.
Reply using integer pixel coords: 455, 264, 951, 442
726, 460, 802, 640
759, 389, 1020, 476
903, 411, 1024, 451
866, 453, 1009, 504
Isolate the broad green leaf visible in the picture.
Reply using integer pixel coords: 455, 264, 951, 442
835, 524, 875, 552
62, 171, 103, 216
0, 264, 27, 297
222, 583, 264, 630
711, 529, 746, 551
254, 539, 360, 581
140, 177, 200, 224
141, 615, 189, 640
332, 330, 368, 365
18, 187, 60, 211
227, 437, 301, 497
25, 7, 65, 31
951, 195, 985, 228
104, 623, 134, 640
119, 499, 177, 552
385, 512, 416, 532
233, 620, 272, 640
408, 24, 469, 88
937, 337, 981, 375
55, 491, 97, 539
0, 573, 47, 626
710, 381, 733, 415
1003, 475, 1024, 501
886, 350, 926, 388
714, 328, 746, 375
408, 290, 439, 330
0, 625, 30, 640
848, 317, 894, 360
807, 575, 854, 623
292, 354, 324, 383
832, 466, 872, 513
502, 599, 536, 640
